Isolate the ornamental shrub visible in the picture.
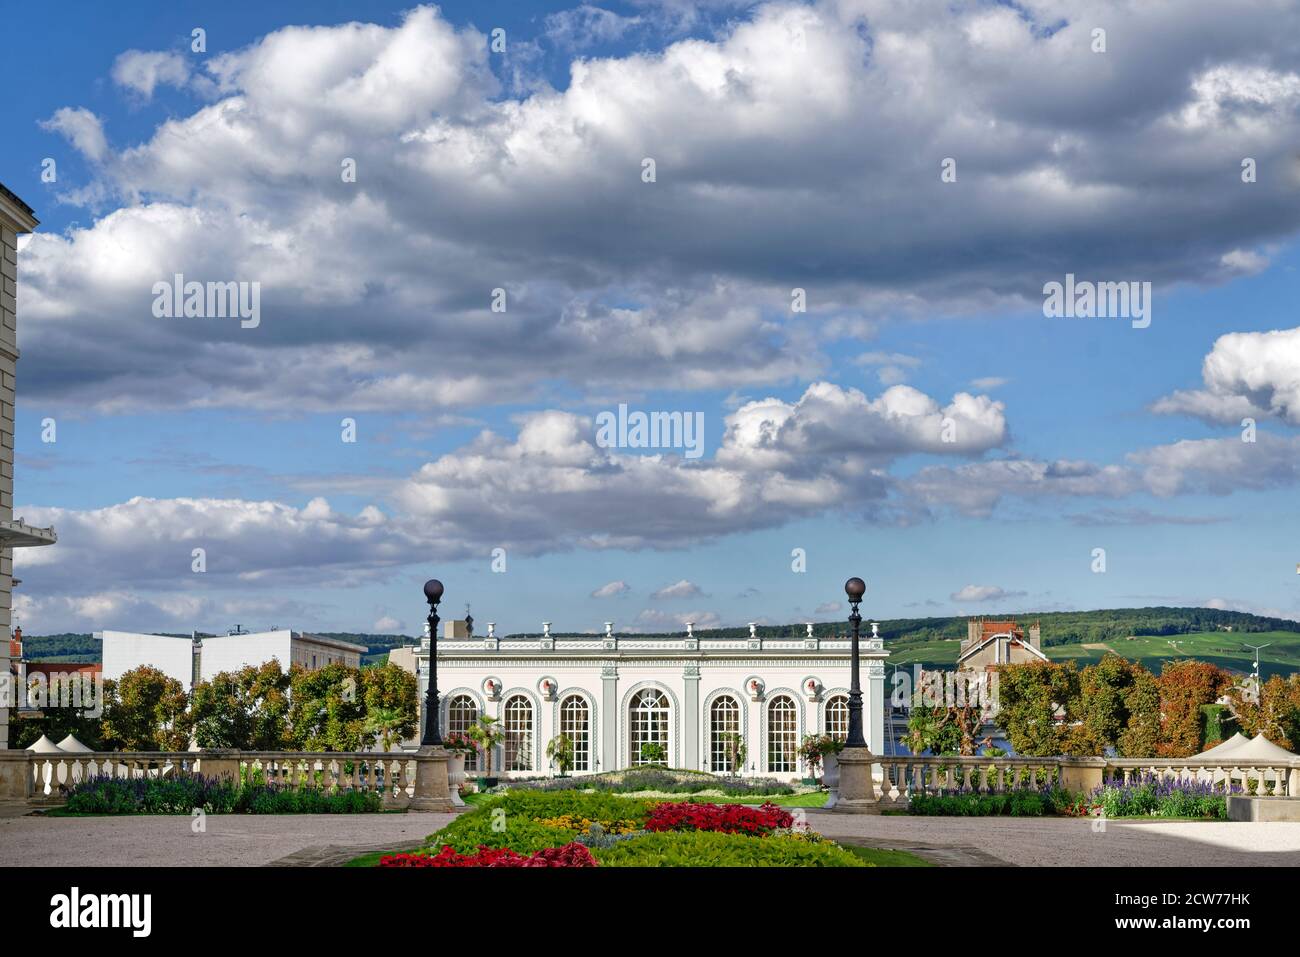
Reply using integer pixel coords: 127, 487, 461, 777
427, 812, 575, 855
906, 790, 1049, 817
476, 789, 657, 823
593, 831, 867, 867
512, 767, 794, 797
62, 774, 381, 815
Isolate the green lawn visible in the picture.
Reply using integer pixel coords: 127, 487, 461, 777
1044, 630, 1300, 678
842, 844, 934, 867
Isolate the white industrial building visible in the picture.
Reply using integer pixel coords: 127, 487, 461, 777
98, 629, 367, 689
413, 621, 887, 781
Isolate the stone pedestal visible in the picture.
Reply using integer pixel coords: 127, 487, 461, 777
1058, 757, 1106, 794
410, 745, 455, 812
195, 749, 240, 784
0, 749, 32, 808
832, 746, 882, 814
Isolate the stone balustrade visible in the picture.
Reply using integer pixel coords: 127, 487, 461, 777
834, 752, 1300, 811
871, 755, 1066, 808
0, 749, 433, 810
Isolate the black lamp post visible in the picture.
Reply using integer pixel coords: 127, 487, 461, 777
421, 578, 444, 746
843, 576, 868, 749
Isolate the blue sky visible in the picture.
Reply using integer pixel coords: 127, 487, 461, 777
4, 0, 1300, 636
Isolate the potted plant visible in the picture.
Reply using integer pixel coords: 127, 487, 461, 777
800, 733, 845, 787
719, 731, 746, 776
466, 715, 504, 788
442, 732, 474, 791
546, 732, 575, 777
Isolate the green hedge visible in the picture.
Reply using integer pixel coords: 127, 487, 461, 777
907, 790, 1053, 817
593, 831, 867, 867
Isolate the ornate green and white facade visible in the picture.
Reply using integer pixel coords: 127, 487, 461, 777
415, 622, 887, 780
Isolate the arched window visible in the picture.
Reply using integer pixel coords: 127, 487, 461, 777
559, 695, 590, 772
504, 695, 533, 771
447, 694, 480, 771
629, 688, 670, 766
767, 695, 798, 773
710, 696, 741, 773
825, 695, 849, 742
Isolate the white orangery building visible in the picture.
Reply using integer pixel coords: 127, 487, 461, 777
415, 621, 887, 781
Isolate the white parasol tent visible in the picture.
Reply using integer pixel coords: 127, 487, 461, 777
1194, 732, 1251, 759
1229, 733, 1297, 761
27, 734, 63, 753
56, 734, 93, 753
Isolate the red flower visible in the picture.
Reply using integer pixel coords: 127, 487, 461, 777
643, 801, 793, 835
379, 842, 598, 868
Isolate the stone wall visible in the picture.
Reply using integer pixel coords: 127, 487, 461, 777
0, 218, 19, 749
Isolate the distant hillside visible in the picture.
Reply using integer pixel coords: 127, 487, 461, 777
14, 633, 99, 663
19, 607, 1299, 674
519, 606, 1297, 643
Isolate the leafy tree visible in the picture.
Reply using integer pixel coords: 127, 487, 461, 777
1117, 666, 1161, 758
1229, 674, 1300, 749
1156, 659, 1231, 756
1066, 654, 1159, 757
360, 663, 418, 748
288, 663, 365, 751
101, 667, 191, 750
190, 661, 292, 749
11, 707, 109, 750
994, 661, 1079, 756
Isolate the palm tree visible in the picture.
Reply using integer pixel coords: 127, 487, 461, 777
466, 715, 505, 777
363, 706, 406, 752
546, 732, 575, 776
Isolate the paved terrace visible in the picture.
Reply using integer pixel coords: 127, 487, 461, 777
805, 810, 1300, 866
0, 812, 456, 867
4, 809, 1300, 866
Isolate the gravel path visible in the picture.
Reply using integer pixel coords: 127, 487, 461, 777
805, 811, 1300, 866
0, 812, 457, 867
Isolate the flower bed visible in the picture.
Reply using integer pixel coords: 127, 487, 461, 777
644, 800, 793, 835
1068, 775, 1236, 819
381, 843, 598, 868
537, 813, 640, 834
403, 790, 861, 867
63, 775, 382, 815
